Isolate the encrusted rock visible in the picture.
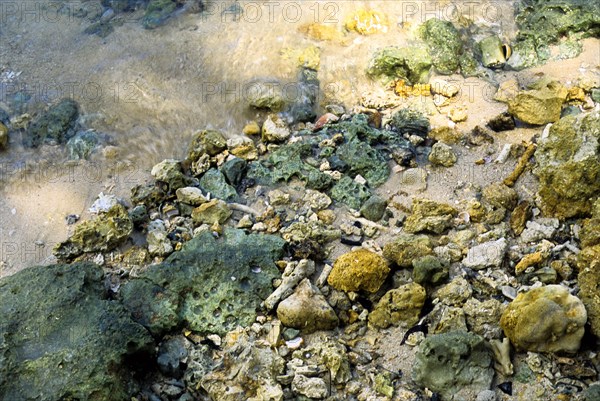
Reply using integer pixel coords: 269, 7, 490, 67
404, 198, 457, 234
262, 114, 291, 143
328, 249, 390, 293
360, 194, 387, 221
191, 199, 232, 225
413, 331, 494, 400
428, 142, 457, 167
151, 159, 187, 191
463, 298, 505, 340
176, 187, 208, 206
147, 220, 173, 257
367, 46, 432, 85
436, 276, 472, 306
500, 285, 587, 353
462, 238, 508, 270
383, 233, 433, 267
507, 79, 567, 125
482, 182, 518, 210
368, 282, 426, 329
412, 255, 448, 285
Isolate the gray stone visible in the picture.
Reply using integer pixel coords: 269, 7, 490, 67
360, 195, 387, 221
157, 337, 188, 378
292, 375, 328, 399
462, 238, 508, 270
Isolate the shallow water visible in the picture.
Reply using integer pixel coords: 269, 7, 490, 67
1, 0, 598, 274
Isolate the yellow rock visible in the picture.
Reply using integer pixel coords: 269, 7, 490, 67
328, 249, 390, 293
298, 23, 346, 43
281, 46, 321, 70
515, 251, 545, 275
242, 121, 260, 135
344, 9, 388, 35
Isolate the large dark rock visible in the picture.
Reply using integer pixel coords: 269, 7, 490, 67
24, 98, 79, 147
0, 263, 153, 401
121, 228, 285, 336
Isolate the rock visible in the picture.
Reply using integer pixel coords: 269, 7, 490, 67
335, 138, 389, 186
328, 249, 390, 293
534, 111, 600, 219
404, 198, 457, 234
584, 382, 600, 401
419, 18, 463, 75
500, 285, 587, 353
187, 130, 227, 163
199, 168, 238, 201
412, 255, 448, 285
227, 136, 257, 160
383, 234, 433, 267
510, 200, 532, 235
191, 199, 231, 225
478, 36, 507, 69
157, 337, 188, 379
0, 107, 9, 125
265, 260, 315, 311
463, 298, 504, 340
367, 46, 432, 85
262, 114, 291, 143
391, 108, 430, 137
368, 283, 426, 329
462, 238, 508, 270
344, 9, 388, 35
487, 112, 515, 132
66, 129, 102, 159
54, 204, 133, 261
303, 189, 332, 211
176, 187, 207, 206
477, 390, 497, 401
436, 277, 472, 306
428, 303, 468, 334
329, 176, 371, 210
151, 159, 187, 192
291, 340, 351, 384
247, 81, 285, 111
507, 79, 568, 125
142, 0, 177, 29
221, 157, 247, 186
428, 126, 463, 144
243, 121, 261, 135
292, 375, 328, 399
412, 331, 494, 400
287, 67, 319, 123
147, 220, 173, 257
428, 142, 457, 167
24, 98, 79, 147
360, 195, 387, 221
0, 263, 153, 400
121, 229, 285, 336
277, 279, 338, 333
520, 219, 558, 243
201, 330, 284, 401
578, 245, 600, 337
0, 122, 8, 150
482, 182, 518, 210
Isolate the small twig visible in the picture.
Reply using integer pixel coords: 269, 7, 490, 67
503, 142, 536, 187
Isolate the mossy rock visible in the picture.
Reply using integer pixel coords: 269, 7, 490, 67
24, 98, 79, 147
0, 263, 153, 401
367, 46, 432, 85
142, 0, 177, 29
419, 18, 463, 75
328, 249, 390, 293
121, 228, 285, 336
369, 283, 426, 329
329, 176, 371, 210
383, 233, 433, 268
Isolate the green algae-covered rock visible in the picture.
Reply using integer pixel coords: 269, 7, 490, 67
121, 228, 285, 336
151, 159, 188, 192
368, 282, 426, 329
500, 284, 587, 353
66, 129, 101, 160
142, 0, 177, 29
360, 194, 387, 221
54, 204, 133, 261
419, 18, 463, 75
383, 233, 433, 268
0, 263, 153, 401
534, 111, 600, 219
24, 98, 79, 147
329, 176, 371, 210
391, 108, 430, 137
199, 168, 238, 201
412, 255, 448, 285
367, 46, 432, 84
413, 331, 494, 399
335, 140, 389, 186
187, 129, 227, 160
478, 36, 507, 69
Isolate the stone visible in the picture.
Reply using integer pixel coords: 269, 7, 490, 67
265, 260, 315, 311
0, 122, 7, 150
157, 337, 188, 379
507, 80, 568, 125
292, 375, 328, 399
578, 245, 600, 337
147, 221, 173, 257
413, 331, 494, 400
462, 238, 508, 270
151, 159, 187, 191
482, 182, 518, 210
404, 198, 457, 234
176, 187, 208, 206
199, 168, 238, 201
262, 114, 291, 143
515, 252, 545, 275
247, 81, 285, 111
419, 18, 463, 75
24, 98, 79, 147
277, 279, 338, 333
428, 303, 468, 334
487, 112, 515, 132
291, 340, 351, 384
428, 126, 463, 144
510, 200, 532, 235
383, 234, 433, 268
221, 157, 247, 187
436, 277, 473, 306
479, 36, 507, 69
533, 111, 600, 219
344, 9, 388, 35
227, 136, 257, 160
428, 142, 457, 167
367, 46, 432, 85
500, 285, 587, 353
329, 176, 371, 210
121, 229, 285, 336
368, 283, 426, 329
328, 249, 390, 293
463, 298, 504, 340
303, 189, 332, 211
191, 199, 231, 225
391, 108, 430, 137
360, 195, 387, 221
412, 255, 448, 285
0, 263, 153, 400
66, 129, 103, 160
520, 219, 558, 243
243, 121, 261, 135
187, 129, 227, 160
54, 204, 133, 261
